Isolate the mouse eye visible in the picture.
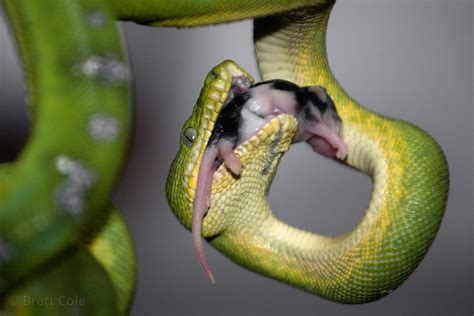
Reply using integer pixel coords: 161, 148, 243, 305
182, 127, 197, 147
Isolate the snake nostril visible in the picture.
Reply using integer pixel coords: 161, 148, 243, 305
209, 72, 218, 81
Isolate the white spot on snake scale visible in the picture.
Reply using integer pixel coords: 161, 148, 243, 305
80, 55, 129, 84
86, 10, 106, 27
88, 114, 119, 141
55, 155, 94, 215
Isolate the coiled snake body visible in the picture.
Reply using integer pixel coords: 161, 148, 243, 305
0, 0, 448, 313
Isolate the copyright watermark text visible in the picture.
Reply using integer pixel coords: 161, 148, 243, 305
7, 295, 85, 306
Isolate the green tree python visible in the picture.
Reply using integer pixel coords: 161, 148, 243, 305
0, 0, 449, 314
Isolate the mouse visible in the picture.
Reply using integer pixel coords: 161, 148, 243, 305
192, 79, 348, 283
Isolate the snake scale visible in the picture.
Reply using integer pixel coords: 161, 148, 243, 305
0, 0, 448, 314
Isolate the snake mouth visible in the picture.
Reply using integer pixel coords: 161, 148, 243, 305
202, 82, 289, 179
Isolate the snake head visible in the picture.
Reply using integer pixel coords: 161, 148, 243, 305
166, 60, 254, 231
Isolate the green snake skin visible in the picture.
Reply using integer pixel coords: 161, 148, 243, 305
0, 0, 448, 313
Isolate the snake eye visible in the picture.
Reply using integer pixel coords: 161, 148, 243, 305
182, 127, 197, 147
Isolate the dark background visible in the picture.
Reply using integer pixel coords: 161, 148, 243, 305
1, 0, 472, 315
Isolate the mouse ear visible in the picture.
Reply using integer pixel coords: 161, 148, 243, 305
307, 86, 341, 115
307, 86, 329, 103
